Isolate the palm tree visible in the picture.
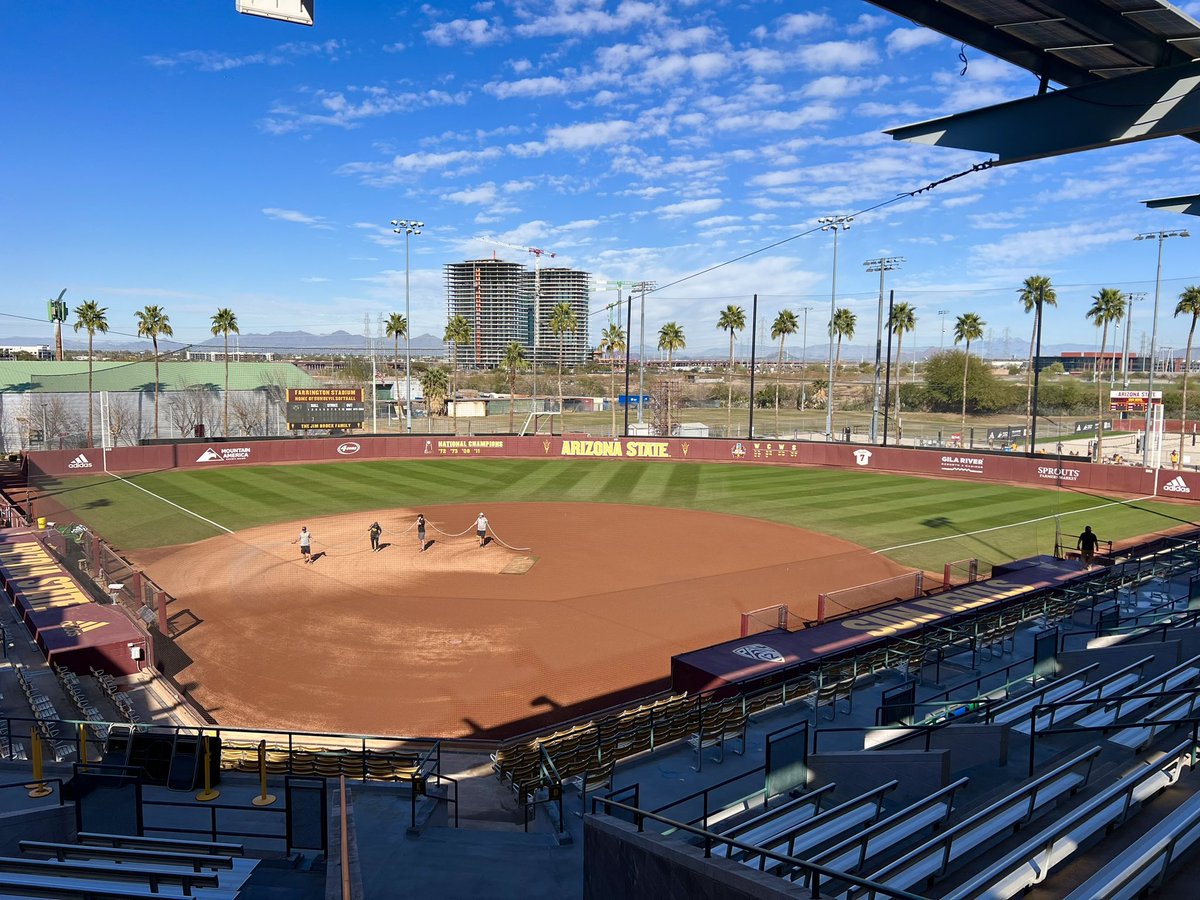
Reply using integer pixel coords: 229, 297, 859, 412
72, 301, 109, 447
385, 312, 408, 427
1019, 275, 1057, 450
443, 315, 471, 433
829, 308, 856, 434
888, 302, 917, 427
548, 302, 579, 435
1086, 288, 1127, 462
210, 308, 239, 437
1174, 286, 1200, 468
717, 305, 746, 434
657, 321, 686, 434
771, 309, 798, 437
135, 304, 173, 439
597, 323, 627, 437
501, 342, 529, 434
418, 366, 449, 427
954, 313, 986, 440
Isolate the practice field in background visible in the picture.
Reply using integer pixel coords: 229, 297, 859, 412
32, 458, 1198, 572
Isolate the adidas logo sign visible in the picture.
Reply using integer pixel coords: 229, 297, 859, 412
67, 454, 92, 469
195, 448, 223, 463
1163, 475, 1191, 494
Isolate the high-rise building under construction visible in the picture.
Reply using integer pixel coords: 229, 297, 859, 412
443, 258, 590, 370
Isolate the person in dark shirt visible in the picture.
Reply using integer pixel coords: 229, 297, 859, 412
1077, 525, 1100, 570
368, 521, 382, 553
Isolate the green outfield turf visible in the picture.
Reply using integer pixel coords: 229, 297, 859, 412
33, 458, 1198, 572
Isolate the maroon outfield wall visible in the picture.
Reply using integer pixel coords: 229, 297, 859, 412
21, 435, 1200, 501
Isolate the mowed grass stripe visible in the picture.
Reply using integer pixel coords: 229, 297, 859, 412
38, 459, 1195, 571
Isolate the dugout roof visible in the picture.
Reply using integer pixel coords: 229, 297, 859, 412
0, 361, 319, 393
867, 0, 1200, 163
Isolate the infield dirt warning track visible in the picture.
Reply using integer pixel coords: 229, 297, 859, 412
130, 502, 910, 739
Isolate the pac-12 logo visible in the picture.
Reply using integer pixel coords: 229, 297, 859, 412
853, 448, 873, 466
732, 643, 784, 663
336, 442, 361, 455
731, 442, 746, 458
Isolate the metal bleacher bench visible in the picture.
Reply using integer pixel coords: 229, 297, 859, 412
847, 746, 1100, 898
986, 663, 1098, 727
710, 784, 837, 857
1013, 654, 1154, 735
1073, 654, 1200, 734
941, 737, 1197, 899
76, 832, 245, 857
1062, 789, 1200, 900
0, 855, 220, 896
0, 871, 194, 899
18, 841, 236, 874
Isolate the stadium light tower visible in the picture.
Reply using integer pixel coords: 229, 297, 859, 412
1134, 228, 1189, 466
632, 281, 657, 425
864, 256, 904, 444
1121, 292, 1146, 388
391, 219, 424, 433
819, 215, 852, 438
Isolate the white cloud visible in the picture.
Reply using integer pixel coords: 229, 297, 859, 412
485, 76, 570, 99
512, 1, 663, 38
773, 13, 834, 40
337, 147, 504, 185
443, 183, 499, 205
300, 276, 331, 283
970, 223, 1130, 269
262, 208, 332, 229
886, 28, 943, 55
262, 87, 469, 134
424, 18, 504, 47
656, 198, 724, 217
145, 40, 342, 72
803, 75, 889, 100
797, 41, 878, 71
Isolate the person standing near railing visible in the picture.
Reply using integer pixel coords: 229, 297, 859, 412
1078, 526, 1100, 570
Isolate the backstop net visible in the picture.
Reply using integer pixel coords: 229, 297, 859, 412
817, 572, 924, 623
740, 604, 790, 637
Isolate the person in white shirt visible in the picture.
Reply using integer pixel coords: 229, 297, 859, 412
293, 526, 313, 564
475, 513, 489, 548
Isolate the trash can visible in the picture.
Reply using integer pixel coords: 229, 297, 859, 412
36, 517, 46, 530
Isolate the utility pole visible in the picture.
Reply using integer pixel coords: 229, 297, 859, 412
864, 256, 903, 444
1122, 292, 1145, 388
632, 280, 657, 426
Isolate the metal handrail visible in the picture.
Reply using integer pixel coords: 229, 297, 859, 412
588, 795, 929, 899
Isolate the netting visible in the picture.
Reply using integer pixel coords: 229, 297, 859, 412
740, 604, 790, 637
942, 558, 981, 590
817, 572, 924, 623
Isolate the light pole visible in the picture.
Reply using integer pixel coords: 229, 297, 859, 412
938, 310, 950, 350
799, 306, 812, 419
1135, 228, 1189, 466
390, 219, 424, 433
1121, 292, 1145, 388
632, 280, 656, 426
819, 215, 852, 438
864, 256, 903, 444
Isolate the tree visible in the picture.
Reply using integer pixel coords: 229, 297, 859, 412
1086, 288, 1127, 462
1019, 275, 1057, 450
210, 308, 239, 437
548, 302, 579, 435
135, 304, 173, 439
385, 312, 408, 421
443, 315, 471, 433
717, 305, 746, 434
1175, 285, 1200, 468
829, 307, 856, 434
419, 366, 449, 424
954, 312, 986, 438
72, 300, 109, 447
771, 309, 799, 437
501, 342, 529, 434
597, 323, 627, 438
657, 322, 686, 434
888, 303, 916, 428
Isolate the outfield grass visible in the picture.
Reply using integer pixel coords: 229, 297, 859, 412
34, 459, 1199, 572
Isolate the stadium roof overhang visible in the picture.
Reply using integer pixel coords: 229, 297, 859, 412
867, 0, 1200, 165
1143, 192, 1200, 215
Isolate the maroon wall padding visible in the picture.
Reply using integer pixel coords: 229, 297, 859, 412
24, 435, 1196, 500
27, 603, 145, 676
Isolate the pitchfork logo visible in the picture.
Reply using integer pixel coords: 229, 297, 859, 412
732, 643, 785, 664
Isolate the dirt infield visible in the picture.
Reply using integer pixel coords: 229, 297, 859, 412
129, 502, 911, 739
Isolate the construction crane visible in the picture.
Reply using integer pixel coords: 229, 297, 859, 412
477, 237, 560, 434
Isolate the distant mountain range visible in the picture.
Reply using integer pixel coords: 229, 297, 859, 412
0, 330, 446, 355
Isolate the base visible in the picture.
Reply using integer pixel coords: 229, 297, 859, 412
252, 793, 277, 807
27, 783, 53, 798
195, 788, 220, 802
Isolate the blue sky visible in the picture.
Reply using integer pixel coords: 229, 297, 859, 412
4, 1, 1200, 359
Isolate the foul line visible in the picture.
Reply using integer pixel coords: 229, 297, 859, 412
103, 466, 233, 535
873, 495, 1155, 554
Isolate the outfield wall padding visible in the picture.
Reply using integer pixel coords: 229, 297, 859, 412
23, 435, 1200, 501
